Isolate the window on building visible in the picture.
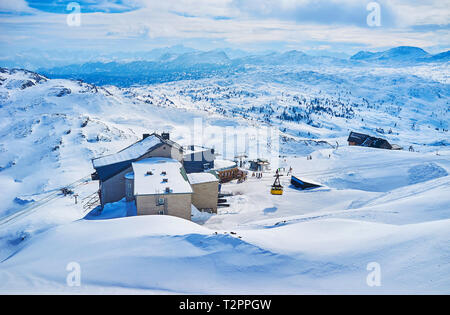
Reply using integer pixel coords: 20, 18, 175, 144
126, 183, 132, 198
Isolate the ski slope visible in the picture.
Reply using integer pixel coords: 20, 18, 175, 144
1, 146, 449, 294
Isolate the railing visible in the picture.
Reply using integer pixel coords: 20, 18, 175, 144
82, 191, 100, 213
0, 175, 92, 227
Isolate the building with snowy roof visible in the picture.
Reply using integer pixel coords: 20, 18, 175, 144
91, 133, 184, 207
187, 172, 219, 213
126, 160, 219, 219
249, 158, 271, 172
131, 158, 193, 220
348, 131, 395, 150
182, 145, 216, 174
211, 159, 240, 183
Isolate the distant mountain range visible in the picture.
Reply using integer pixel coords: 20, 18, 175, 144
36, 50, 344, 86
350, 46, 449, 63
5, 46, 443, 87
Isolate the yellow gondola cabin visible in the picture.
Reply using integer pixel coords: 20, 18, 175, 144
271, 173, 283, 195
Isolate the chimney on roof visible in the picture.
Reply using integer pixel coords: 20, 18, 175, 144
143, 133, 150, 139
161, 132, 170, 140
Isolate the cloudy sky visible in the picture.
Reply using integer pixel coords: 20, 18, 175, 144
0, 0, 449, 59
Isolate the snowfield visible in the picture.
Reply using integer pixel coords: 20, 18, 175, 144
0, 62, 449, 294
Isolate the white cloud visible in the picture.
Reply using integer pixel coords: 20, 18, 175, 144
390, 0, 450, 26
0, 0, 32, 13
0, 0, 448, 55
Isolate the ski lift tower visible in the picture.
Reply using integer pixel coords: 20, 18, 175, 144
234, 153, 248, 168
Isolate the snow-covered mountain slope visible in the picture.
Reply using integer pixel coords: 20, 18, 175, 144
207, 147, 450, 229
0, 63, 449, 294
351, 46, 430, 62
0, 67, 325, 217
351, 46, 450, 64
2, 214, 449, 294
124, 62, 449, 147
0, 67, 138, 215
1, 147, 449, 294
170, 50, 232, 67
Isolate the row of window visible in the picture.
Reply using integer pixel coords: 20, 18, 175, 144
220, 169, 238, 178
